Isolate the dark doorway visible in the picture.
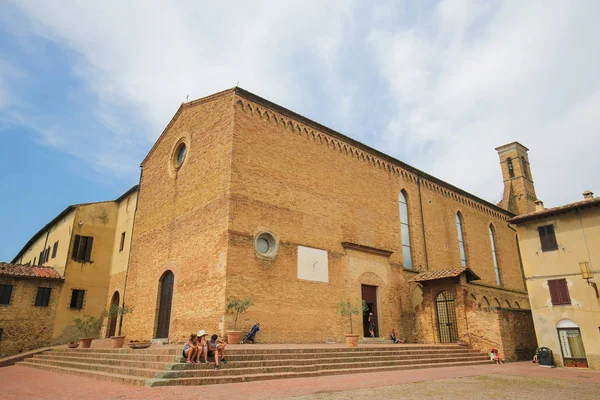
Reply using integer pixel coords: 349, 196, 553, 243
361, 284, 379, 337
435, 290, 458, 343
107, 291, 120, 338
156, 271, 174, 339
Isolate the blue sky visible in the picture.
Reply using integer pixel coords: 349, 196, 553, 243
1, 0, 600, 262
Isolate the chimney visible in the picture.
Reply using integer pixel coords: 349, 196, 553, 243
583, 190, 594, 200
535, 200, 545, 212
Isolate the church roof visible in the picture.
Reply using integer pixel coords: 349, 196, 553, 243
410, 267, 480, 283
0, 262, 63, 280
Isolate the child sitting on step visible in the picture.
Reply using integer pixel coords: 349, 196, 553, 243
208, 334, 228, 369
490, 348, 502, 364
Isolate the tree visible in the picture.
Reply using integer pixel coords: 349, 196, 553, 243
226, 297, 253, 330
336, 300, 368, 334
107, 304, 133, 336
73, 313, 105, 338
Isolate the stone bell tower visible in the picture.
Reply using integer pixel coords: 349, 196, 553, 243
495, 142, 537, 215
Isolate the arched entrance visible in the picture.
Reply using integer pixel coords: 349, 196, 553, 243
107, 291, 120, 338
155, 271, 174, 339
435, 290, 458, 343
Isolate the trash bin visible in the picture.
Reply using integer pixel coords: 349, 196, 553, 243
538, 347, 554, 367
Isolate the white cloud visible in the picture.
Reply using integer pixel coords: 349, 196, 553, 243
7, 0, 600, 207
370, 0, 600, 206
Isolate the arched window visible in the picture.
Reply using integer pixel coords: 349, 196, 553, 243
521, 157, 530, 179
399, 190, 413, 269
489, 225, 501, 286
507, 158, 515, 178
456, 212, 467, 266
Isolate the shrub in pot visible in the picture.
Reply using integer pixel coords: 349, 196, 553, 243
336, 300, 368, 347
73, 313, 105, 349
225, 297, 253, 344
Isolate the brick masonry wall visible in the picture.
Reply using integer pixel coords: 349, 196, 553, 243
121, 92, 234, 343
225, 93, 532, 344
0, 277, 61, 357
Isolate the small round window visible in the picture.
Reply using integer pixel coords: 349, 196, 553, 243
254, 232, 278, 259
174, 143, 187, 168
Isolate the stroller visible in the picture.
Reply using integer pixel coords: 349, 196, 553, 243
243, 323, 260, 344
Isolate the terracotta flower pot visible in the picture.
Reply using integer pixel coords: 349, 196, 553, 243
79, 338, 93, 349
226, 330, 242, 344
127, 341, 152, 349
344, 334, 359, 347
111, 336, 126, 348
67, 342, 79, 349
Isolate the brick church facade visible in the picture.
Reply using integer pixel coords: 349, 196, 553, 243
120, 88, 537, 360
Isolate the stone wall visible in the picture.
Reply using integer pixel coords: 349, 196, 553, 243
0, 277, 62, 357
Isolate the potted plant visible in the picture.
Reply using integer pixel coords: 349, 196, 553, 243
336, 300, 368, 347
73, 313, 105, 349
225, 297, 253, 344
106, 303, 133, 348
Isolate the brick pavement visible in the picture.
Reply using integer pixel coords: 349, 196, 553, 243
1, 361, 599, 400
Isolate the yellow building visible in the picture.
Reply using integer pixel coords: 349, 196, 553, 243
10, 186, 138, 345
511, 191, 600, 369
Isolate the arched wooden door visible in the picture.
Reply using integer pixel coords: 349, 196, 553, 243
155, 271, 174, 339
435, 290, 459, 343
107, 291, 119, 337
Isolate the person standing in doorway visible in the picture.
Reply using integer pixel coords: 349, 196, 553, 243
368, 313, 375, 337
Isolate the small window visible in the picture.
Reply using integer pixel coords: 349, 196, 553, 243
39, 250, 44, 265
522, 157, 530, 179
0, 328, 3, 340
507, 158, 514, 178
538, 225, 558, 252
52, 241, 59, 259
35, 287, 52, 307
72, 235, 94, 262
0, 284, 13, 305
33, 257, 37, 265
70, 289, 85, 309
548, 279, 571, 306
119, 232, 126, 252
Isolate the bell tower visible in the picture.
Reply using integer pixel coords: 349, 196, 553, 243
495, 142, 537, 215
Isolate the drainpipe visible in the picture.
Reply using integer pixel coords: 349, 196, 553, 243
118, 170, 142, 336
417, 177, 429, 271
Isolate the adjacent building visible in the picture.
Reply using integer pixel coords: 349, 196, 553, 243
120, 88, 536, 360
511, 191, 600, 369
1, 186, 138, 355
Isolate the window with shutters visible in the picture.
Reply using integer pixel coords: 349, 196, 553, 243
119, 232, 126, 252
548, 279, 571, 305
35, 287, 52, 307
70, 289, 85, 309
33, 257, 36, 265
71, 235, 94, 262
0, 284, 13, 305
538, 225, 558, 251
52, 241, 59, 259
39, 250, 44, 265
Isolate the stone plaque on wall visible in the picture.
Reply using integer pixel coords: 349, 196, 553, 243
297, 245, 328, 283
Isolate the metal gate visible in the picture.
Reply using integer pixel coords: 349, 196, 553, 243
156, 271, 174, 339
435, 290, 458, 343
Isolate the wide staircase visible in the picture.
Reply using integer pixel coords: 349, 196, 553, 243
18, 344, 490, 387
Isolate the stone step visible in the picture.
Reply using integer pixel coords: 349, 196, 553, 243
48, 344, 466, 355
147, 359, 491, 387
33, 351, 486, 371
159, 355, 490, 378
18, 358, 161, 378
17, 360, 148, 386
44, 348, 481, 362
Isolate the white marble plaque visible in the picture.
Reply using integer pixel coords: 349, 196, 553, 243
297, 246, 328, 283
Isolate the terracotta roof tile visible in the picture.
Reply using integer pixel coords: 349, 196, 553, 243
0, 262, 63, 280
510, 197, 600, 224
410, 267, 480, 283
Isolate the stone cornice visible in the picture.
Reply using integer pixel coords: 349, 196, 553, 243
341, 242, 394, 257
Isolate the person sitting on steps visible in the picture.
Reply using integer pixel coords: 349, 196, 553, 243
182, 333, 198, 364
390, 329, 399, 344
195, 330, 209, 363
490, 348, 503, 364
208, 334, 228, 369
